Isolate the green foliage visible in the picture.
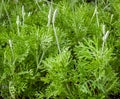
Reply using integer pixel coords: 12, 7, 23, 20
0, 0, 120, 99
73, 37, 118, 98
41, 49, 71, 98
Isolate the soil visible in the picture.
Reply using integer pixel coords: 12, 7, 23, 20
108, 93, 120, 99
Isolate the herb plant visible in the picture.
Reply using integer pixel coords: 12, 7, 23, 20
0, 0, 120, 99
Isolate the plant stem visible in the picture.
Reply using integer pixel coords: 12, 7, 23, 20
47, 3, 52, 27
38, 51, 45, 67
52, 9, 61, 53
2, 0, 13, 31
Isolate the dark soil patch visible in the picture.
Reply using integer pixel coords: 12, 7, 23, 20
108, 93, 120, 99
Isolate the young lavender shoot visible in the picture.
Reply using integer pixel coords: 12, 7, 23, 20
22, 5, 25, 26
9, 39, 14, 63
47, 3, 52, 27
102, 24, 110, 52
16, 15, 20, 36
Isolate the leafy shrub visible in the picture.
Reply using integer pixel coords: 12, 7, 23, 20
0, 0, 120, 99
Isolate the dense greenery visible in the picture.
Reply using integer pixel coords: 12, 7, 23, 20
0, 0, 120, 98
